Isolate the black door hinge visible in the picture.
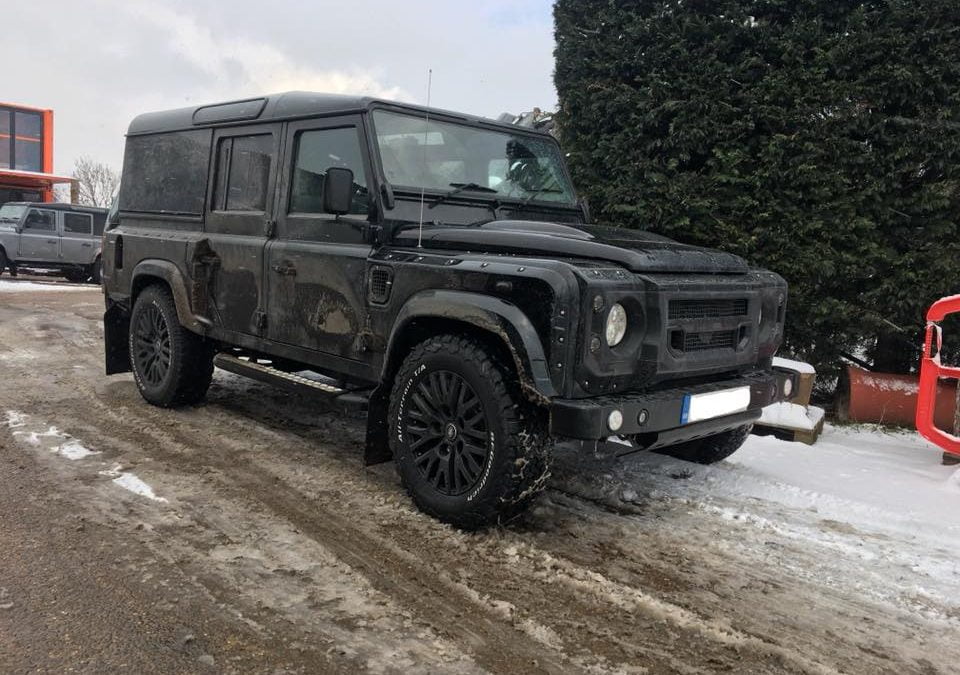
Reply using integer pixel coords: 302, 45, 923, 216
254, 310, 268, 332
264, 219, 276, 238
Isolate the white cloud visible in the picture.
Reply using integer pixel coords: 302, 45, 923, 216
4, 0, 556, 175
113, 0, 410, 101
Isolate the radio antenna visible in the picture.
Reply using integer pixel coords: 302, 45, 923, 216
417, 68, 432, 248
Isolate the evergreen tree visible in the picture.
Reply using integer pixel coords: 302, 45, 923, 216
554, 0, 960, 380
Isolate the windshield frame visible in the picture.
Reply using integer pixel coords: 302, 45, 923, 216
367, 105, 579, 209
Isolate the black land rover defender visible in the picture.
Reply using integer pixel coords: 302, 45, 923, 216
102, 92, 793, 528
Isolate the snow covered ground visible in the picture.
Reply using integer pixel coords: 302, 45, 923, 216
0, 279, 91, 292
552, 424, 960, 633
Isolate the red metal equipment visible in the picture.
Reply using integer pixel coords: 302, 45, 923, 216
916, 294, 960, 457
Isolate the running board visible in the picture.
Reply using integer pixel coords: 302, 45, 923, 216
213, 353, 368, 410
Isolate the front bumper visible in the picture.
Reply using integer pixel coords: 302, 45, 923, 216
549, 369, 794, 443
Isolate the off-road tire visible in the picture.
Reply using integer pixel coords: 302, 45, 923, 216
90, 256, 102, 285
654, 424, 753, 465
388, 334, 551, 530
129, 284, 215, 407
0, 248, 8, 277
64, 268, 86, 283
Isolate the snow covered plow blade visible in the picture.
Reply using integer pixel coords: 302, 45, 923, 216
916, 294, 960, 458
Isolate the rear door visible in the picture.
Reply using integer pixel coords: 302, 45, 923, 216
18, 207, 59, 260
266, 116, 373, 358
204, 124, 281, 336
60, 211, 95, 264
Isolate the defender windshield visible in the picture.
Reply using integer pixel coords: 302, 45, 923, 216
0, 204, 26, 223
372, 110, 576, 205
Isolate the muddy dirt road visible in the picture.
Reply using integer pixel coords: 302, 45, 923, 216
1, 279, 958, 674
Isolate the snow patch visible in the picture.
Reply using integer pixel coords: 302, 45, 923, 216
759, 402, 825, 431
0, 280, 92, 292
57, 438, 99, 460
99, 464, 168, 503
3, 410, 27, 428
773, 356, 816, 374
5, 412, 100, 460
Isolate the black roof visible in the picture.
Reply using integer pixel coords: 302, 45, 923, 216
126, 91, 548, 137
5, 202, 107, 214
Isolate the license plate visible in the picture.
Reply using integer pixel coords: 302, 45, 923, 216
680, 386, 751, 424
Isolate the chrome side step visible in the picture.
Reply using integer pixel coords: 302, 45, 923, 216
213, 353, 368, 409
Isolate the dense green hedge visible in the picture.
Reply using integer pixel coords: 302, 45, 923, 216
554, 0, 960, 380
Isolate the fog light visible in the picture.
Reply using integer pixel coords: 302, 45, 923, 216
637, 409, 649, 425
783, 378, 794, 398
608, 410, 624, 432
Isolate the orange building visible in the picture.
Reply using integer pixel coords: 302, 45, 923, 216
0, 102, 73, 203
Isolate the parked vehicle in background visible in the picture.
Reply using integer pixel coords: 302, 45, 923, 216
0, 202, 107, 283
102, 92, 796, 528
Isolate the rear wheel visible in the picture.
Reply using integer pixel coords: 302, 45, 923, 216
0, 249, 8, 276
653, 424, 753, 465
388, 334, 551, 529
129, 285, 215, 407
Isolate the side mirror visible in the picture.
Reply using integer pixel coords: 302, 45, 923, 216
323, 167, 355, 215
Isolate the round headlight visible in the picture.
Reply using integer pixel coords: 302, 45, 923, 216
605, 303, 628, 346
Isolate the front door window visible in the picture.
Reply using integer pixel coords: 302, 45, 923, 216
290, 127, 369, 216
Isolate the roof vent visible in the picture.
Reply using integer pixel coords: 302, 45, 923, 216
193, 98, 267, 125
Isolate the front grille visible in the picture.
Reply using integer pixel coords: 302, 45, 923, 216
668, 298, 748, 320
671, 329, 738, 352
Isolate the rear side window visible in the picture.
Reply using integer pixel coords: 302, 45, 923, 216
63, 212, 93, 235
23, 208, 56, 231
120, 130, 212, 215
290, 127, 368, 215
213, 134, 273, 212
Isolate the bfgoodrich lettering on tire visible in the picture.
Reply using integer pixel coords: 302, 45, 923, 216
129, 284, 216, 407
388, 334, 551, 530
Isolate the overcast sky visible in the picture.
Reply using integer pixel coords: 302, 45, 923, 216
5, 0, 557, 176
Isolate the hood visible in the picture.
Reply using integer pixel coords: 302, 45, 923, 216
393, 220, 748, 274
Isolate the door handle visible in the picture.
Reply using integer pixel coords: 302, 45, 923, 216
81, 243, 92, 248
47, 239, 57, 244
271, 263, 297, 276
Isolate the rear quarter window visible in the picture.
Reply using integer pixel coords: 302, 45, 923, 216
119, 130, 212, 215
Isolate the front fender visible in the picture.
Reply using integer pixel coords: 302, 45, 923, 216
387, 290, 557, 400
364, 289, 556, 466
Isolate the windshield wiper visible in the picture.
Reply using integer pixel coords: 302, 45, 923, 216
515, 182, 563, 211
428, 182, 497, 209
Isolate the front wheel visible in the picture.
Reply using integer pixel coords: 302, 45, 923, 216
388, 334, 551, 529
65, 268, 86, 283
129, 284, 215, 407
653, 424, 753, 465
89, 256, 102, 285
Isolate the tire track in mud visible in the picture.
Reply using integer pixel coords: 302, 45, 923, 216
4, 294, 954, 674
69, 389, 575, 675
74, 377, 835, 674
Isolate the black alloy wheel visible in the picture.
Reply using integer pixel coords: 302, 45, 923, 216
133, 302, 172, 387
388, 334, 552, 529
128, 285, 216, 407
403, 369, 490, 496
